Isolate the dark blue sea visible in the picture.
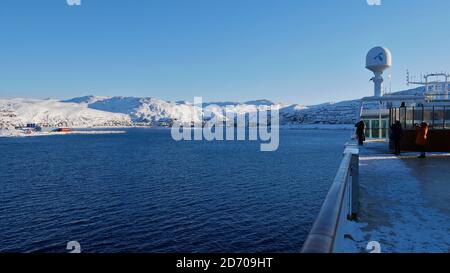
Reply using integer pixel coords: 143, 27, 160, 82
0, 128, 350, 253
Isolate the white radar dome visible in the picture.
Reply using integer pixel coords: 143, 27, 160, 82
366, 46, 392, 73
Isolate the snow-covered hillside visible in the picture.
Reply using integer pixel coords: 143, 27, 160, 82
0, 98, 132, 128
280, 100, 361, 125
0, 86, 426, 129
64, 96, 285, 125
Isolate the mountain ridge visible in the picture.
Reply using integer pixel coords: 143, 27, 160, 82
1, 86, 425, 129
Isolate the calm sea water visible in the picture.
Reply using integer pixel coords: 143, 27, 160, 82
0, 128, 350, 253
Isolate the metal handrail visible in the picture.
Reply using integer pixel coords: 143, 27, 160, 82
301, 143, 359, 253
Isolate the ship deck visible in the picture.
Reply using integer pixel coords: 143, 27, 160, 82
356, 140, 450, 252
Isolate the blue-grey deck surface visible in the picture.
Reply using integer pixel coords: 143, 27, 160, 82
357, 141, 450, 253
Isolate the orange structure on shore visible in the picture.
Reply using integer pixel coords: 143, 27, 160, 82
57, 128, 72, 133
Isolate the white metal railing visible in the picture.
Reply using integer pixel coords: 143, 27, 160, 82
301, 142, 359, 253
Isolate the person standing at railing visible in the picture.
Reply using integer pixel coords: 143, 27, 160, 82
355, 120, 366, 146
390, 120, 403, 155
415, 122, 429, 158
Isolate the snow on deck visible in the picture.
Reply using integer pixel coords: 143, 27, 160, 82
354, 141, 450, 253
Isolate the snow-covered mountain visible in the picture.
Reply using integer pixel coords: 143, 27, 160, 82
279, 100, 361, 125
0, 98, 132, 128
63, 96, 285, 125
0, 87, 425, 129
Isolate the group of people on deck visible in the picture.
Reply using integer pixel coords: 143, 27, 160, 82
354, 120, 429, 158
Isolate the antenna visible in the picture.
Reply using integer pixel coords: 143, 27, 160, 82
407, 70, 410, 86
388, 74, 392, 93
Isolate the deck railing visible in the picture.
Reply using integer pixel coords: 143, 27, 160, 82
301, 143, 359, 253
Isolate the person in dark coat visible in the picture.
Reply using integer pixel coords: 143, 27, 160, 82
390, 120, 403, 155
355, 120, 366, 146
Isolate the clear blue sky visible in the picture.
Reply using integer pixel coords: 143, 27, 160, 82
1, 0, 450, 104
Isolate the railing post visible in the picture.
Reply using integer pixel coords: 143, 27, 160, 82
404, 107, 407, 129
444, 106, 446, 129
348, 153, 359, 220
343, 143, 359, 221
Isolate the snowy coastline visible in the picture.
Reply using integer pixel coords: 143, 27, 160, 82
280, 124, 354, 130
0, 128, 126, 138
2, 87, 424, 136
0, 124, 353, 138
0, 95, 365, 130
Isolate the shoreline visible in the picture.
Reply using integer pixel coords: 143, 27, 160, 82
0, 129, 126, 138
0, 124, 354, 138
79, 124, 355, 130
